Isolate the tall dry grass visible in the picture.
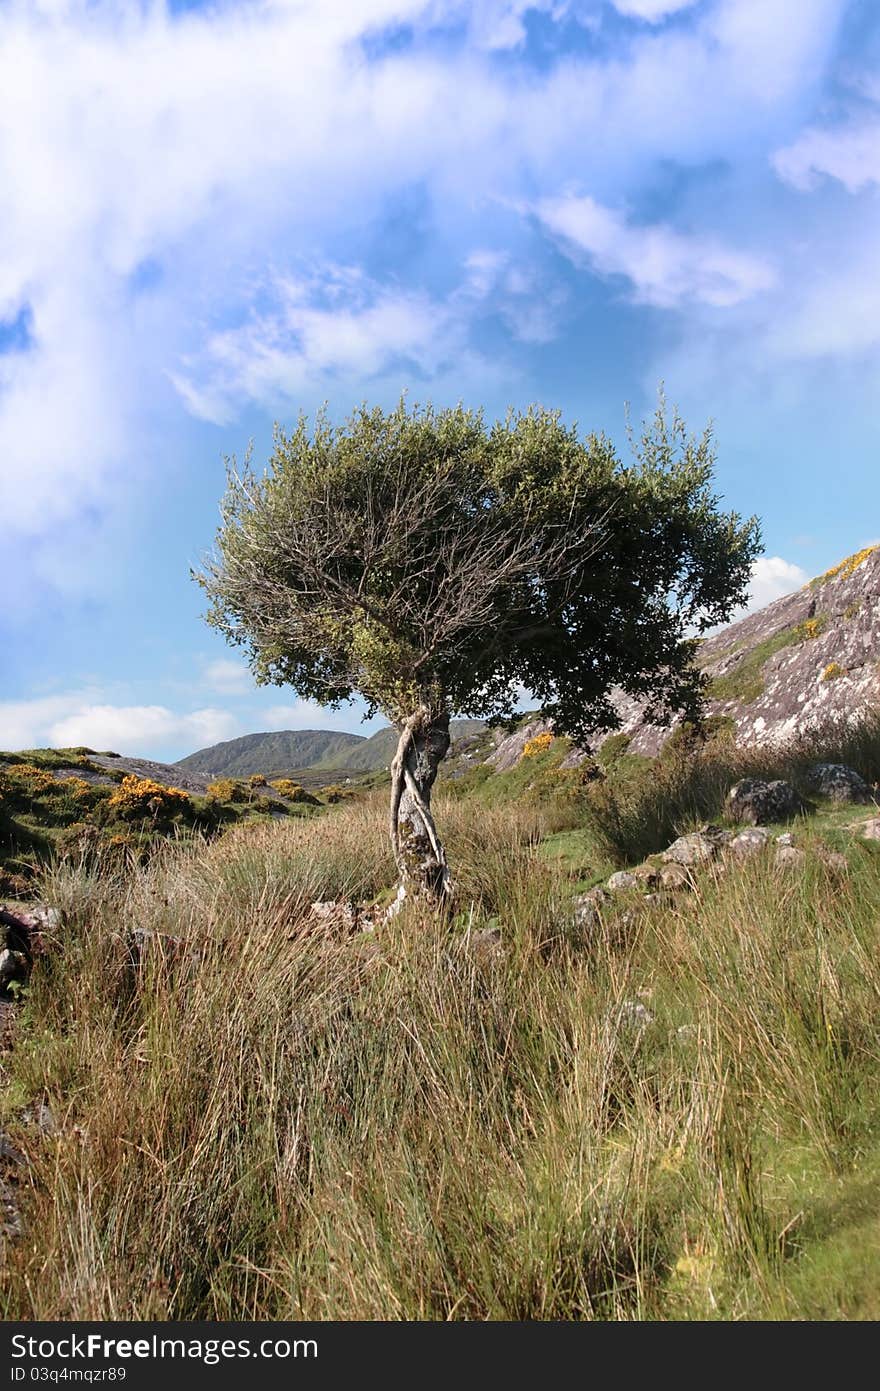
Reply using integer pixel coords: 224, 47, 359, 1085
3, 786, 880, 1319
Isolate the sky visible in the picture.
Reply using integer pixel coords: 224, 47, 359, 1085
1, 0, 878, 761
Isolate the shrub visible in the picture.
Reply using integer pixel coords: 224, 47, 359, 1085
795, 616, 825, 641
206, 778, 250, 804
247, 773, 268, 788
269, 779, 311, 801
597, 732, 632, 766
107, 775, 192, 820
522, 732, 554, 759
822, 662, 845, 682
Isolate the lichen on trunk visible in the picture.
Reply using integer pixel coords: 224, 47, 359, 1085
389, 708, 452, 908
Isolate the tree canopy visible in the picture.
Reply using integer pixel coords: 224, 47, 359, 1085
199, 396, 760, 745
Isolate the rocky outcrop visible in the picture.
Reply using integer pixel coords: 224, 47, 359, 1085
803, 764, 871, 803
606, 545, 880, 756
727, 778, 804, 824
494, 547, 880, 767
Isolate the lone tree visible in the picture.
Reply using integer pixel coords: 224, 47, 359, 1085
197, 397, 760, 906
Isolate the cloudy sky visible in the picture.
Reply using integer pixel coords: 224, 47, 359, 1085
1, 0, 878, 760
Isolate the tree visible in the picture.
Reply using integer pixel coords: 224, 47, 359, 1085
196, 397, 760, 907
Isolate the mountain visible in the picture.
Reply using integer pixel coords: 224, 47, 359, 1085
489, 544, 880, 767
177, 719, 489, 780
176, 729, 366, 779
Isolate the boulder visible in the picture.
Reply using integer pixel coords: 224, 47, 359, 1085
775, 845, 806, 871
817, 847, 848, 874
804, 763, 872, 803
606, 870, 641, 893
728, 826, 771, 859
631, 864, 660, 887
615, 1000, 654, 1033
573, 886, 609, 931
661, 832, 718, 867
659, 863, 691, 891
858, 817, 880, 841
728, 779, 804, 825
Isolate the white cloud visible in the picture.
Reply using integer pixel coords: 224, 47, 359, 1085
774, 119, 880, 193
535, 193, 776, 307
201, 658, 254, 695
0, 693, 239, 757
0, 0, 849, 557
745, 556, 809, 613
261, 702, 369, 733
172, 265, 469, 423
611, 0, 697, 21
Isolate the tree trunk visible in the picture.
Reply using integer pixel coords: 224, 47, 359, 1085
389, 709, 452, 909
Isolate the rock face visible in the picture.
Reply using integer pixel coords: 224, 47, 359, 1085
727, 779, 804, 824
803, 763, 872, 803
620, 546, 880, 755
498, 546, 880, 763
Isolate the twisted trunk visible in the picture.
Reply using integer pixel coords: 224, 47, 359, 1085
389, 708, 452, 909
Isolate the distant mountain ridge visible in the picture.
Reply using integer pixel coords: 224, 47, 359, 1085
175, 729, 366, 779
176, 720, 488, 779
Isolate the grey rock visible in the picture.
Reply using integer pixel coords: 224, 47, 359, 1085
662, 832, 718, 867
775, 845, 806, 870
659, 863, 691, 891
616, 1000, 654, 1032
858, 817, 880, 841
804, 763, 872, 803
606, 870, 640, 893
729, 826, 771, 859
776, 832, 796, 847
817, 847, 849, 874
728, 778, 804, 825
573, 886, 609, 931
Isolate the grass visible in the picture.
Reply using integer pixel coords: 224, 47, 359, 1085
3, 707, 880, 1320
705, 627, 806, 703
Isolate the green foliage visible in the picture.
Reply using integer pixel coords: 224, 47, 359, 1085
597, 732, 632, 766
205, 778, 250, 805
197, 394, 760, 742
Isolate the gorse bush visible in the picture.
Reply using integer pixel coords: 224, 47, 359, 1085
523, 732, 554, 759
205, 778, 250, 804
269, 779, 310, 801
107, 776, 192, 820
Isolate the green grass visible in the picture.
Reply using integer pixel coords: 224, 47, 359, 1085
3, 716, 880, 1319
705, 626, 805, 703
3, 761, 880, 1319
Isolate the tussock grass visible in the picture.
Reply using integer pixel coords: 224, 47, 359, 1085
4, 783, 880, 1320
583, 712, 880, 866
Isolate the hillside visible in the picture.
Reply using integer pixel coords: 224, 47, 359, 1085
176, 728, 366, 778
178, 719, 489, 779
489, 544, 880, 769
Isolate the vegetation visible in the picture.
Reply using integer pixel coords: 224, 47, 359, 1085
0, 757, 289, 889
3, 710, 880, 1320
523, 731, 555, 758
197, 396, 759, 902
812, 545, 878, 587
706, 626, 805, 703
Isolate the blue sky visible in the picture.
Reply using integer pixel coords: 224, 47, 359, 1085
1, 0, 878, 760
